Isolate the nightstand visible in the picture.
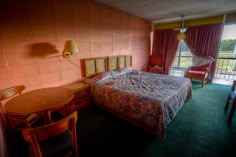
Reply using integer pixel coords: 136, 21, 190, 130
59, 82, 91, 115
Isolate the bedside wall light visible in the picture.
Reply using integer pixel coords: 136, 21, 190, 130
63, 40, 78, 58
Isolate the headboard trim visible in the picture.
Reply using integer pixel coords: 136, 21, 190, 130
80, 55, 132, 77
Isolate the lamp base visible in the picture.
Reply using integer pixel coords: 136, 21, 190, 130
63, 52, 72, 58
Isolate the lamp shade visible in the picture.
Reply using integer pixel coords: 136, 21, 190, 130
63, 40, 78, 53
63, 40, 78, 58
177, 32, 186, 40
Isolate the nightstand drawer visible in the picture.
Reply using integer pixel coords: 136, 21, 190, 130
67, 97, 91, 113
73, 88, 90, 99
69, 95, 90, 105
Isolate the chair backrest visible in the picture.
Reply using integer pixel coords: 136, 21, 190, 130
0, 85, 25, 101
22, 111, 79, 157
190, 59, 214, 72
0, 85, 25, 126
149, 55, 162, 67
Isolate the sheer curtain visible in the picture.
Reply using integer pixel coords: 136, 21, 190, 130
184, 23, 223, 79
152, 29, 179, 74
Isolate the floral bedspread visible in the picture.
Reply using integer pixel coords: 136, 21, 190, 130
92, 71, 192, 136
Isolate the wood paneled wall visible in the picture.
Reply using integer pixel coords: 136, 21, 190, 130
0, 0, 151, 91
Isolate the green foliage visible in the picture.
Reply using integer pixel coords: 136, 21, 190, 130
218, 51, 234, 57
220, 39, 236, 51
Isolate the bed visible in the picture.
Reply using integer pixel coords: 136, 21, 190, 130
87, 69, 192, 137
81, 56, 192, 137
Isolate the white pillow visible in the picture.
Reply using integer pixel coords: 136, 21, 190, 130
83, 72, 112, 84
111, 68, 130, 78
153, 65, 162, 69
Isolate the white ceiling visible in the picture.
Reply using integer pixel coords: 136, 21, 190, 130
94, 0, 236, 23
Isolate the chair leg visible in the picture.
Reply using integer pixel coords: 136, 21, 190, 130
25, 121, 31, 128
228, 99, 236, 123
224, 94, 231, 111
201, 79, 205, 87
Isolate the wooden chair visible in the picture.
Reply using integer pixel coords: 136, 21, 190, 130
148, 55, 164, 74
21, 111, 79, 157
185, 59, 214, 87
0, 85, 40, 129
225, 80, 236, 123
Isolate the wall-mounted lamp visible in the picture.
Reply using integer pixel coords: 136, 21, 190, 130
63, 40, 78, 58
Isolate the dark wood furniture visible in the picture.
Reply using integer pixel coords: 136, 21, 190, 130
21, 111, 79, 157
225, 80, 236, 123
4, 87, 73, 124
0, 85, 40, 129
60, 82, 91, 115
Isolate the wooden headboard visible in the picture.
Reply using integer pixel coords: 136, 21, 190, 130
107, 56, 118, 71
125, 55, 132, 68
81, 55, 132, 77
80, 57, 107, 77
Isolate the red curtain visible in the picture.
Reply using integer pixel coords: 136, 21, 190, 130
184, 23, 223, 79
152, 29, 179, 74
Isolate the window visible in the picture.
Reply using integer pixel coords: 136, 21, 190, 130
219, 24, 236, 58
214, 24, 236, 82
170, 40, 192, 76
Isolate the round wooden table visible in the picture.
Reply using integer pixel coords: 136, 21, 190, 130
5, 87, 74, 123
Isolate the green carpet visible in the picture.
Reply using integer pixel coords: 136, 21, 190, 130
77, 82, 236, 157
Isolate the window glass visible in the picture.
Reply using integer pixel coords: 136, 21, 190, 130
219, 24, 236, 58
214, 24, 236, 82
172, 40, 192, 68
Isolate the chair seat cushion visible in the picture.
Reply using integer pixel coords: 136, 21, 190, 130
186, 70, 208, 79
149, 67, 163, 73
153, 65, 162, 69
34, 131, 73, 157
